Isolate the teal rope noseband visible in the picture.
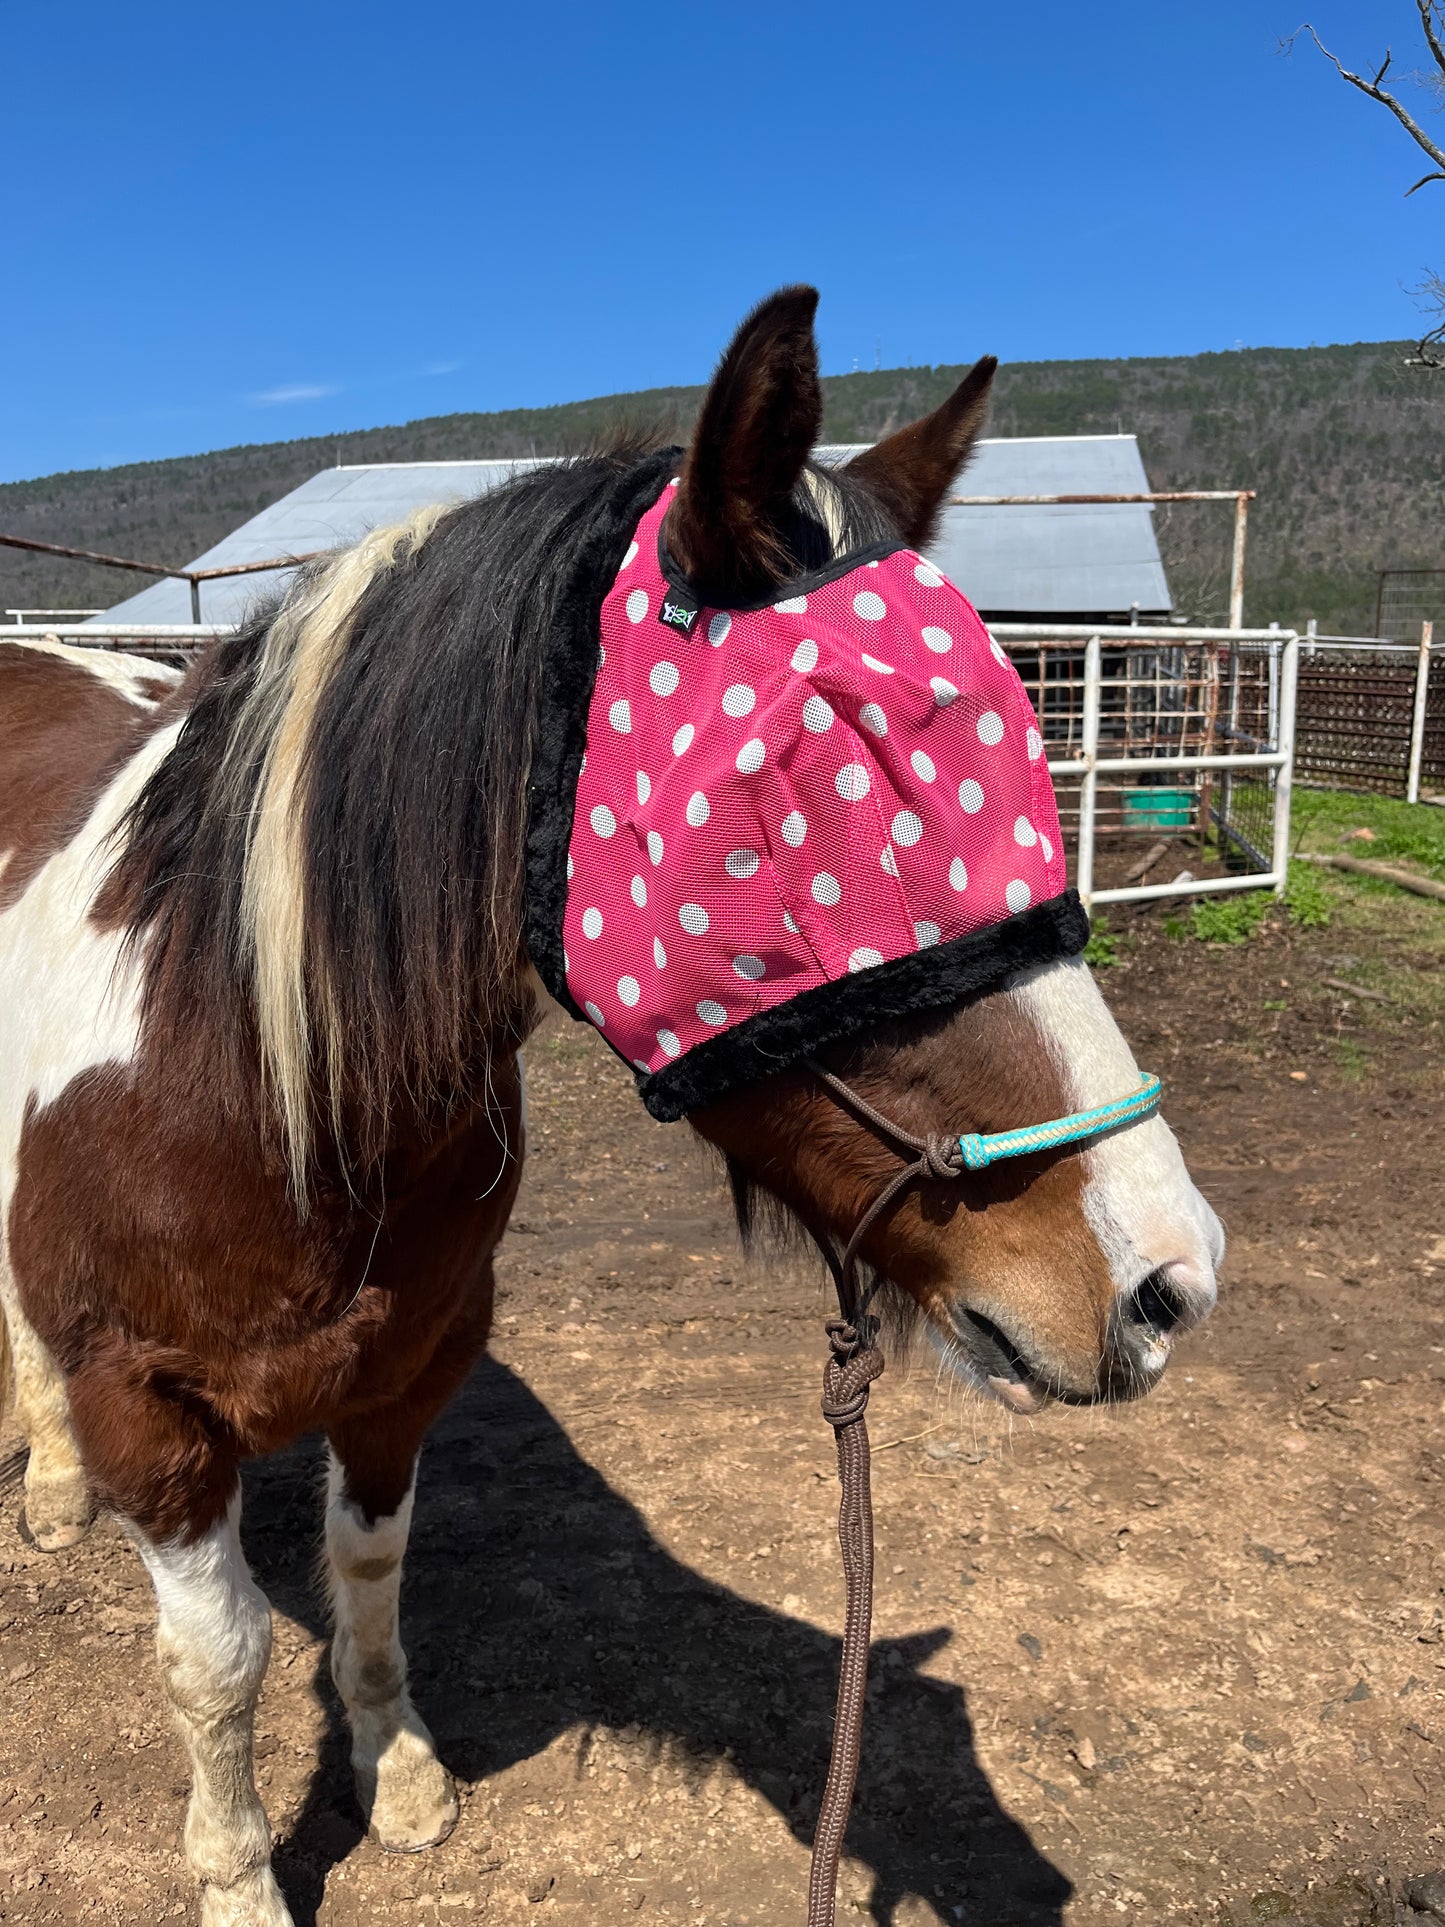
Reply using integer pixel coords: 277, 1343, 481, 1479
956, 1073, 1162, 1171
803, 1061, 1165, 1332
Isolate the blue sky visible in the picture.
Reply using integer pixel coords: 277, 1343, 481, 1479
4, 0, 1440, 482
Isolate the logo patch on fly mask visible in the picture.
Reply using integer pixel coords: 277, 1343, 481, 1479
658, 586, 701, 635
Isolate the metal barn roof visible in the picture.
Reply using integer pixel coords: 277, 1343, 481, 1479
819, 435, 1171, 619
95, 436, 1169, 627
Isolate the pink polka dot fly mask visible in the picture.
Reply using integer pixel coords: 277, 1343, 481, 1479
526, 469, 1086, 1120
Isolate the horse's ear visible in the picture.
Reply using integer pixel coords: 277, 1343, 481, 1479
667, 285, 823, 601
846, 355, 998, 550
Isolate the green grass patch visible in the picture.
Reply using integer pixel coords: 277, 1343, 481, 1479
1290, 787, 1445, 879
1083, 916, 1121, 967
1167, 862, 1329, 948
1189, 891, 1273, 945
1283, 859, 1332, 928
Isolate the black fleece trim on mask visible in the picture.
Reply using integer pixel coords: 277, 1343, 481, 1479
634, 890, 1091, 1122
523, 450, 682, 1018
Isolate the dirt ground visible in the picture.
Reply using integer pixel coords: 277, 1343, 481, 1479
2, 874, 1443, 1927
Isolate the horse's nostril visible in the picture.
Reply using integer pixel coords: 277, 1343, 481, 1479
1122, 1268, 1188, 1341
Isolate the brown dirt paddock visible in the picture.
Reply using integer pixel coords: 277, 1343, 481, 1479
2, 876, 1442, 1927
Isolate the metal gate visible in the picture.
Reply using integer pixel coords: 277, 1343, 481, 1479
993, 624, 1299, 909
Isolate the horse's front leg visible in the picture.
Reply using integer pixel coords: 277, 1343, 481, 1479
130, 1489, 292, 1927
324, 1425, 459, 1852
0, 1255, 91, 1550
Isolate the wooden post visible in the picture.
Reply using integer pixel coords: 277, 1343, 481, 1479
1407, 620, 1433, 805
1228, 494, 1249, 631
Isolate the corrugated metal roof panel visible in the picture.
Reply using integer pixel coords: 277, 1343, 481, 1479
820, 435, 1170, 615
95, 437, 1169, 626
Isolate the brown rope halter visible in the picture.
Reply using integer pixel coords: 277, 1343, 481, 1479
803, 1059, 969, 1927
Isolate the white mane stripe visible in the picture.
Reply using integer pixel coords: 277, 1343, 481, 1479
231, 505, 449, 1192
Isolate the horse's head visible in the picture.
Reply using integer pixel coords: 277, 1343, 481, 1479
668, 288, 1222, 1409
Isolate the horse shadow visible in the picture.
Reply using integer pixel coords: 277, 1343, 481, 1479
244, 1355, 1070, 1927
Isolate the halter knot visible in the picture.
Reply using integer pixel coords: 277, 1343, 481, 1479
821, 1338, 886, 1429
921, 1136, 965, 1181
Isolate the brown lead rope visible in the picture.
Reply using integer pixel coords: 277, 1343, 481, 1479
801, 1059, 970, 1926
808, 1319, 885, 1927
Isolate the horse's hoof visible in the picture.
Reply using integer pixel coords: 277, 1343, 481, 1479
1406, 1871, 1445, 1920
361, 1750, 460, 1854
20, 1488, 93, 1552
198, 1866, 295, 1927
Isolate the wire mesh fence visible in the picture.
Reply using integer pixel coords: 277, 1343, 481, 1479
1376, 569, 1445, 641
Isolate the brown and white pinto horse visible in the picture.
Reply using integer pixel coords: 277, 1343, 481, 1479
0, 290, 1222, 1926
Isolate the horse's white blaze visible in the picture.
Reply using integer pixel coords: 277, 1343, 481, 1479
1009, 954, 1223, 1332
0, 719, 177, 1538
325, 1452, 457, 1849
129, 1494, 292, 1926
11, 633, 183, 707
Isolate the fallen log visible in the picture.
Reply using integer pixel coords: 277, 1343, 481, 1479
1124, 838, 1171, 883
1298, 852, 1445, 902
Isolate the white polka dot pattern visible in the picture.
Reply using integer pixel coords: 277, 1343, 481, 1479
561, 485, 1066, 1072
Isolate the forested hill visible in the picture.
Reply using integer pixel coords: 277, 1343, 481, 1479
4, 338, 1443, 634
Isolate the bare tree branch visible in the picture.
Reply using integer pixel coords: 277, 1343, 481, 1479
1407, 169, 1445, 193
1418, 0, 1445, 83
1284, 21, 1445, 181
